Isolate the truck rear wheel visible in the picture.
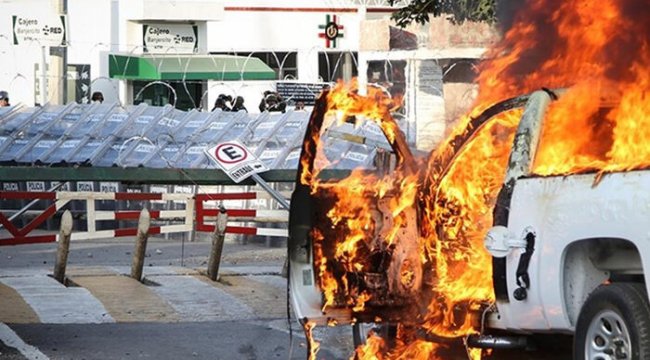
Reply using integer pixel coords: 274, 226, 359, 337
352, 322, 397, 349
574, 283, 650, 360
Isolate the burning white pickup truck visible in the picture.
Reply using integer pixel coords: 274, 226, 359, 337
477, 88, 650, 360
289, 82, 650, 359
288, 0, 650, 358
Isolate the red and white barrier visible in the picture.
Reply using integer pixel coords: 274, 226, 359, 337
0, 190, 288, 246
0, 192, 71, 245
195, 193, 289, 238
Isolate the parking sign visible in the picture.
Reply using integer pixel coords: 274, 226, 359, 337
205, 140, 268, 183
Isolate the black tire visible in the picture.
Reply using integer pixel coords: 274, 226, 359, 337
352, 322, 365, 348
352, 323, 396, 349
574, 282, 650, 360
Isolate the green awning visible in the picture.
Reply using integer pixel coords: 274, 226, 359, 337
108, 54, 276, 81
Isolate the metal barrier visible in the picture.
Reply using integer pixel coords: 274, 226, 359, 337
0, 190, 289, 246
195, 193, 288, 238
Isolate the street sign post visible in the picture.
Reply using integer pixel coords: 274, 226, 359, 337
13, 12, 68, 105
205, 141, 290, 210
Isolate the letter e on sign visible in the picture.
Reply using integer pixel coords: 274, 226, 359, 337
216, 143, 248, 164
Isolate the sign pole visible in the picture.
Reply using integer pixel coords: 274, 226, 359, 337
251, 173, 290, 210
13, 10, 68, 105
62, 0, 68, 104
41, 46, 48, 105
357, 5, 367, 95
50, 0, 67, 104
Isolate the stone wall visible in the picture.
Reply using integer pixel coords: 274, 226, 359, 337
361, 16, 499, 51
426, 17, 499, 49
360, 19, 392, 51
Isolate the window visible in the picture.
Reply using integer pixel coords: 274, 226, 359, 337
367, 60, 406, 98
318, 52, 358, 82
440, 59, 479, 83
132, 80, 204, 111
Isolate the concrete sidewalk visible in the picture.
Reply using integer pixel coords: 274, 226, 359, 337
0, 238, 288, 325
0, 265, 287, 325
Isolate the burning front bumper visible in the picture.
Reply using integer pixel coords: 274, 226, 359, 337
288, 183, 424, 325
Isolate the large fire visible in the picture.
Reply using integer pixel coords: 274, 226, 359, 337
298, 1, 649, 359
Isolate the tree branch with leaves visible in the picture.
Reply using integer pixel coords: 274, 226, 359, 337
388, 0, 497, 27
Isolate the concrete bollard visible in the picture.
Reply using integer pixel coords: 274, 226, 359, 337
130, 208, 151, 282
281, 257, 289, 278
207, 206, 228, 281
53, 210, 73, 284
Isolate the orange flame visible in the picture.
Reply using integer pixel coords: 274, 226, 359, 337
477, 1, 650, 177
304, 321, 320, 360
354, 333, 386, 360
326, 79, 404, 143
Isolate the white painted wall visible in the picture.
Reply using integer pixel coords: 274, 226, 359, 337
206, 11, 359, 52
67, 0, 117, 103
122, 0, 223, 21
0, 0, 117, 105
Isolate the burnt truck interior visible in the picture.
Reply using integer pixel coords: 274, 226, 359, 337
288, 89, 532, 333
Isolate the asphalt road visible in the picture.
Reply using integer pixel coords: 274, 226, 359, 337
0, 236, 285, 270
2, 321, 345, 360
0, 323, 571, 360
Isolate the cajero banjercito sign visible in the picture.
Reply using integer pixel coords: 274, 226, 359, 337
143, 23, 198, 54
12, 14, 67, 46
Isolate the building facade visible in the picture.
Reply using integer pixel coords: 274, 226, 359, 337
1, 0, 497, 151
1, 0, 397, 111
